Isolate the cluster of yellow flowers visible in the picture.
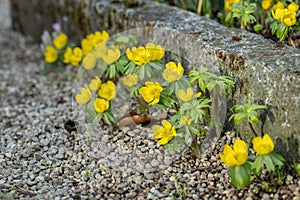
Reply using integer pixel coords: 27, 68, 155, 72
75, 76, 116, 113
44, 33, 68, 63
271, 2, 299, 26
80, 32, 124, 70
63, 47, 83, 66
126, 43, 165, 65
225, 0, 240, 11
81, 31, 109, 56
220, 134, 274, 167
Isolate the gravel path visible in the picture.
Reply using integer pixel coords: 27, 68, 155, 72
0, 1, 299, 199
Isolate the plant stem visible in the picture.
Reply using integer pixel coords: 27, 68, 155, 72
191, 134, 201, 158
248, 122, 258, 137
213, 88, 221, 138
270, 173, 276, 189
197, 0, 203, 15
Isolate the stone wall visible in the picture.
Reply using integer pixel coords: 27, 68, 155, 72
10, 0, 300, 161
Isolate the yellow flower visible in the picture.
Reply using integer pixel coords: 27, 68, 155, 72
91, 31, 109, 48
252, 134, 274, 155
152, 120, 176, 145
98, 81, 116, 100
273, 1, 284, 10
225, 0, 240, 11
282, 10, 297, 26
139, 82, 163, 105
81, 31, 109, 56
70, 47, 83, 66
102, 45, 121, 65
82, 53, 97, 70
262, 0, 272, 10
220, 139, 248, 167
53, 33, 68, 49
89, 76, 101, 92
179, 115, 191, 126
272, 8, 286, 19
178, 88, 201, 102
288, 2, 299, 12
44, 45, 58, 63
94, 42, 107, 59
81, 38, 93, 56
75, 87, 91, 104
145, 43, 165, 61
162, 62, 184, 83
272, 8, 297, 26
123, 74, 138, 87
63, 47, 72, 64
94, 98, 109, 113
126, 46, 150, 65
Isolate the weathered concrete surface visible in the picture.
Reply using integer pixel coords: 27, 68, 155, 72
10, 0, 299, 161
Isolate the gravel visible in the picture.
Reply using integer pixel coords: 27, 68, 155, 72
0, 1, 299, 199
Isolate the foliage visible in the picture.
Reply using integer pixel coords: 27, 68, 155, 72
154, 0, 300, 46
67, 29, 235, 159
220, 95, 286, 188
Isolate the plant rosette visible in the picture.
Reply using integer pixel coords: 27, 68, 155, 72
251, 134, 285, 175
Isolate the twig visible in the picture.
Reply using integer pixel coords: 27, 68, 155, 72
197, 0, 203, 15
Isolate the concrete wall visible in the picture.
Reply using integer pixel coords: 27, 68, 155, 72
10, 0, 300, 161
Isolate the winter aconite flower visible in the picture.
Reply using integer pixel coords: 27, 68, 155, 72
123, 74, 138, 87
44, 45, 58, 63
220, 139, 248, 167
126, 43, 164, 66
53, 33, 68, 49
126, 46, 150, 65
139, 82, 163, 105
272, 8, 297, 26
102, 45, 121, 65
252, 134, 274, 155
145, 43, 165, 61
98, 81, 116, 100
152, 120, 176, 145
81, 31, 109, 56
75, 87, 91, 104
94, 98, 109, 113
178, 88, 201, 102
179, 115, 191, 126
288, 2, 299, 12
64, 47, 83, 66
82, 53, 97, 70
225, 0, 240, 11
262, 0, 272, 10
282, 10, 297, 26
89, 76, 101, 92
162, 62, 184, 83
273, 1, 284, 10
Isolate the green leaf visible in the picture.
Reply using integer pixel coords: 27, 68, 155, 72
263, 155, 275, 172
138, 65, 145, 80
124, 61, 136, 74
231, 112, 247, 125
229, 165, 251, 189
251, 155, 264, 174
92, 113, 103, 123
270, 152, 285, 166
